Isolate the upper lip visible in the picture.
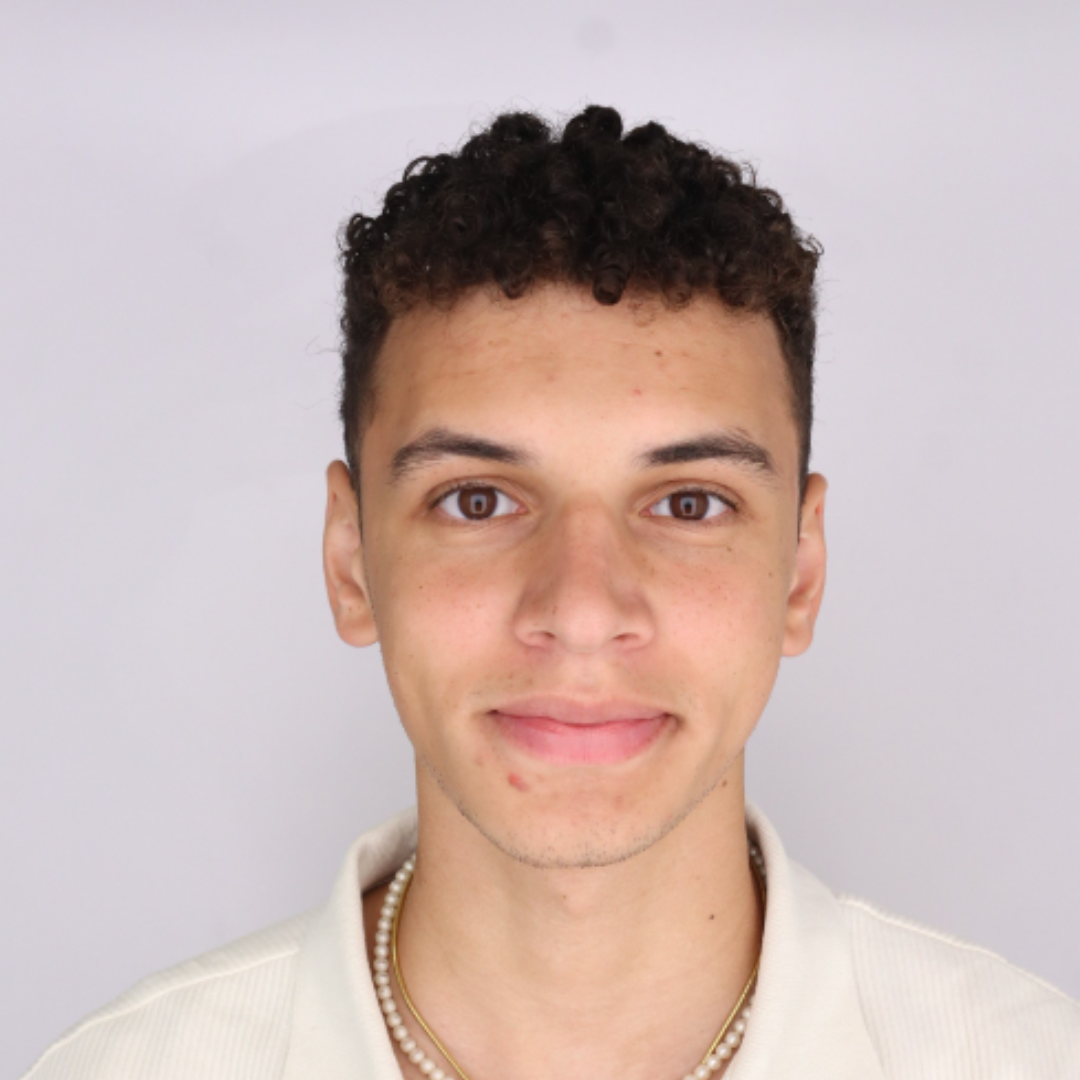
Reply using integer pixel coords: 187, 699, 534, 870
491, 696, 670, 725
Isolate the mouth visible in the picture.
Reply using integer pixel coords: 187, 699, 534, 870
489, 696, 673, 765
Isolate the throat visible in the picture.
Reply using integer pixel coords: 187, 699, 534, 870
362, 841, 765, 1080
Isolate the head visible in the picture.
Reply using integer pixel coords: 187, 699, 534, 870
324, 106, 827, 868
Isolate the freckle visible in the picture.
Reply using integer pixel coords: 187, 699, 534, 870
709, 913, 715, 921
654, 350, 663, 357
508, 773, 529, 792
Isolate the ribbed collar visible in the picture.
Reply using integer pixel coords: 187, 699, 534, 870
282, 804, 886, 1080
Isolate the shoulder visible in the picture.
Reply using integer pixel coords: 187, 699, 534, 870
839, 895, 1080, 1078
21, 913, 313, 1080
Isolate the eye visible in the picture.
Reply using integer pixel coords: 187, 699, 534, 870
437, 485, 521, 521
648, 489, 731, 522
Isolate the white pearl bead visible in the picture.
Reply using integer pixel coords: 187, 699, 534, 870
372, 850, 760, 1078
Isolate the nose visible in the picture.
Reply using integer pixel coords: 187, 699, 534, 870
512, 499, 655, 655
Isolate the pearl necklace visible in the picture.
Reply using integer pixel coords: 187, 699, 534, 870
372, 843, 767, 1080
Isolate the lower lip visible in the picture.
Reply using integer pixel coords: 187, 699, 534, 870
491, 713, 670, 765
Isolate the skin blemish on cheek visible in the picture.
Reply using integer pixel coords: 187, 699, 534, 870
632, 387, 643, 396
508, 772, 529, 792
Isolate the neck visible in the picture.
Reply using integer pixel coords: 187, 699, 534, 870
369, 761, 762, 1080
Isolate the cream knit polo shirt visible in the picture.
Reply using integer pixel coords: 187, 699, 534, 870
23, 805, 1080, 1079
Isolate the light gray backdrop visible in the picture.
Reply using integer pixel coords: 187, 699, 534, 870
3, 1, 1078, 1074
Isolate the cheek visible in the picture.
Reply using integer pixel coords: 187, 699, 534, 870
658, 552, 789, 689
375, 552, 514, 709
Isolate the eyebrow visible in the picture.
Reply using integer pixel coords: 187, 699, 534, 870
390, 425, 776, 484
636, 430, 777, 477
389, 426, 536, 482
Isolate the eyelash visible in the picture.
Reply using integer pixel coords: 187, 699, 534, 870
647, 487, 736, 521
428, 481, 504, 511
427, 482, 529, 526
430, 483, 737, 522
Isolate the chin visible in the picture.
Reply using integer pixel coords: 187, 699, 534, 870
429, 760, 721, 870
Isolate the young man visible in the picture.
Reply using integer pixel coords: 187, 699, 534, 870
25, 106, 1080, 1079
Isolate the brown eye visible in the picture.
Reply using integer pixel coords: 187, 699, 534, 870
459, 488, 497, 519
438, 485, 519, 521
649, 490, 729, 522
672, 492, 709, 520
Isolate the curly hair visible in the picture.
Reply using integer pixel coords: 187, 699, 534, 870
339, 105, 821, 492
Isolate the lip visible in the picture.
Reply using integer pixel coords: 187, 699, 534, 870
490, 696, 672, 765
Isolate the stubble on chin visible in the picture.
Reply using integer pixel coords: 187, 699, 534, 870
415, 749, 740, 871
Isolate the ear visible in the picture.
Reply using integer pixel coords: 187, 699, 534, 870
323, 460, 379, 647
782, 472, 827, 657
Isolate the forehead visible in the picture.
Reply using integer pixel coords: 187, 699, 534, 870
369, 286, 799, 479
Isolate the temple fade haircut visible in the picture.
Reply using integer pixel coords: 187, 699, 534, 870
338, 105, 822, 494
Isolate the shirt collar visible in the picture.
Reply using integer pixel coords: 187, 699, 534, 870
282, 804, 886, 1080
729, 805, 886, 1079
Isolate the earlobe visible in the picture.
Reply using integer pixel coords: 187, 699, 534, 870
782, 473, 827, 657
323, 461, 379, 647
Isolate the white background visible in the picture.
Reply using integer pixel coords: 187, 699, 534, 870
3, 1, 1079, 1073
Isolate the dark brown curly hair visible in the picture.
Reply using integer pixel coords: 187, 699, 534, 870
339, 105, 821, 493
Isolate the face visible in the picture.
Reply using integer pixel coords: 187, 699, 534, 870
324, 286, 826, 868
